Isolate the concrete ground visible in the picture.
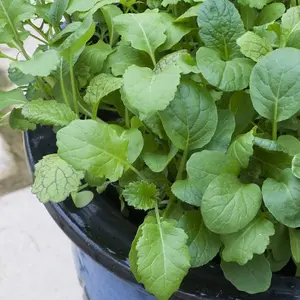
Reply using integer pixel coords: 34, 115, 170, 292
0, 26, 83, 300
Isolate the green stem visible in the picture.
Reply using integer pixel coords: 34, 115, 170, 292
272, 121, 277, 141
150, 52, 156, 68
125, 108, 130, 128
0, 52, 17, 61
99, 105, 118, 112
60, 60, 70, 107
29, 33, 47, 44
129, 165, 146, 180
92, 101, 100, 120
69, 55, 79, 116
27, 20, 49, 42
155, 201, 161, 225
77, 183, 88, 192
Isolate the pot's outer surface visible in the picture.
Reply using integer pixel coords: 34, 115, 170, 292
24, 127, 300, 300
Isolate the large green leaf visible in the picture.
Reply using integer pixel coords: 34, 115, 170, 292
32, 154, 84, 203
196, 47, 254, 92
262, 169, 300, 228
202, 174, 262, 234
123, 65, 181, 119
290, 228, 300, 263
240, 5, 257, 30
256, 3, 286, 26
221, 216, 275, 265
114, 11, 166, 64
12, 50, 60, 77
122, 181, 159, 210
197, 0, 245, 59
205, 109, 235, 152
57, 120, 130, 182
136, 217, 190, 300
46, 0, 69, 26
22, 99, 78, 126
250, 48, 300, 122
221, 255, 272, 294
84, 73, 123, 107
280, 7, 300, 48
159, 80, 217, 150
9, 108, 36, 130
178, 210, 221, 267
0, 88, 26, 111
237, 31, 272, 62
237, 0, 268, 9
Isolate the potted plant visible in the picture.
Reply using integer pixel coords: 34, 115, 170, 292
2, 0, 300, 298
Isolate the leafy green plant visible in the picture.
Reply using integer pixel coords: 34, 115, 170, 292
2, 0, 300, 298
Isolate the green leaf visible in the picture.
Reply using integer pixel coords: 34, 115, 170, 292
32, 154, 84, 203
250, 48, 300, 123
78, 0, 119, 18
8, 67, 35, 86
277, 135, 300, 156
178, 210, 221, 267
101, 5, 122, 46
136, 218, 190, 300
228, 129, 255, 169
0, 0, 35, 40
46, 0, 69, 26
57, 120, 129, 182
114, 11, 166, 64
123, 181, 159, 210
262, 169, 300, 228
159, 13, 192, 51
78, 40, 112, 75
205, 109, 235, 152
143, 143, 178, 173
230, 91, 256, 135
290, 228, 300, 263
256, 3, 286, 26
196, 47, 254, 92
221, 216, 275, 265
9, 108, 36, 130
0, 88, 26, 111
280, 7, 300, 48
72, 190, 94, 208
292, 154, 300, 179
237, 31, 272, 62
22, 99, 78, 126
106, 43, 151, 76
123, 65, 181, 119
12, 50, 60, 77
175, 4, 201, 22
197, 0, 245, 59
237, 0, 268, 9
121, 128, 144, 164
84, 73, 123, 107
67, 0, 102, 13
50, 22, 81, 44
59, 14, 95, 57
159, 80, 217, 150
240, 5, 257, 30
202, 174, 262, 234
221, 255, 272, 294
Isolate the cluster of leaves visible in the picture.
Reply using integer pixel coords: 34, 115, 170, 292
2, 0, 300, 298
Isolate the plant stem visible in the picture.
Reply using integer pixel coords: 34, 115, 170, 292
77, 183, 88, 192
0, 52, 17, 61
155, 201, 161, 225
272, 121, 277, 141
60, 60, 70, 107
69, 55, 79, 116
150, 52, 156, 68
27, 20, 49, 42
125, 108, 130, 128
29, 33, 47, 44
129, 165, 146, 180
92, 101, 100, 120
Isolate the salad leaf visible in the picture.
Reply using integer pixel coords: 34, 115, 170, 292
46, 0, 69, 26
237, 0, 268, 9
280, 7, 300, 48
72, 190, 94, 208
9, 108, 36, 130
0, 88, 26, 111
290, 228, 300, 263
256, 3, 286, 26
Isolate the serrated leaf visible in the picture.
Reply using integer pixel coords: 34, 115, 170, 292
123, 181, 159, 210
221, 216, 275, 265
202, 174, 262, 234
32, 154, 84, 203
123, 65, 180, 119
290, 228, 300, 264
78, 40, 112, 75
280, 7, 300, 48
106, 43, 151, 76
46, 0, 69, 26
237, 31, 272, 62
9, 108, 36, 130
262, 169, 300, 228
256, 3, 286, 26
228, 129, 254, 169
221, 255, 272, 294
57, 120, 129, 182
22, 99, 78, 126
137, 217, 190, 300
0, 88, 26, 111
12, 50, 60, 77
250, 48, 300, 123
159, 13, 192, 51
159, 80, 217, 150
196, 47, 254, 92
205, 109, 235, 152
72, 190, 94, 208
178, 210, 221, 267
84, 73, 123, 107
237, 0, 268, 9
101, 5, 122, 46
114, 11, 166, 64
197, 0, 245, 59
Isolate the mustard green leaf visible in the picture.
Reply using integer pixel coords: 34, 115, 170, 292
256, 3, 286, 26
72, 190, 94, 208
289, 228, 300, 263
237, 0, 268, 9
0, 88, 26, 111
9, 108, 36, 131
280, 7, 300, 48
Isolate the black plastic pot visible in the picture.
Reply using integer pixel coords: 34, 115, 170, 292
24, 126, 300, 300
